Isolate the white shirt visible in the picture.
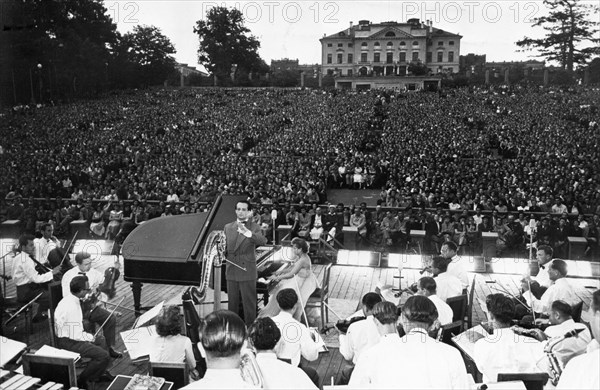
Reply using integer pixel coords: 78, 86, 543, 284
349, 330, 470, 389
62, 267, 104, 299
543, 319, 592, 370
535, 263, 552, 288
473, 327, 545, 382
150, 333, 196, 371
54, 294, 94, 342
524, 278, 584, 315
181, 368, 257, 389
255, 352, 317, 390
447, 255, 469, 289
272, 311, 319, 366
33, 237, 58, 263
11, 252, 54, 286
339, 315, 380, 364
557, 348, 600, 390
427, 295, 454, 326
434, 272, 463, 301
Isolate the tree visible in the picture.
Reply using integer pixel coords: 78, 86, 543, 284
516, 0, 600, 72
119, 25, 177, 86
193, 7, 268, 83
408, 62, 429, 76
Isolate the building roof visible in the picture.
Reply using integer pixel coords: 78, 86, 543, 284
321, 20, 461, 41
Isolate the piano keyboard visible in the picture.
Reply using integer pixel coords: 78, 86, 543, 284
0, 370, 65, 390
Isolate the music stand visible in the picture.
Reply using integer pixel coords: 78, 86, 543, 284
5, 292, 43, 326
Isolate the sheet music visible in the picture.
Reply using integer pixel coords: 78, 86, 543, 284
451, 325, 490, 360
0, 337, 27, 367
309, 328, 328, 353
133, 301, 164, 329
120, 326, 157, 360
35, 345, 80, 362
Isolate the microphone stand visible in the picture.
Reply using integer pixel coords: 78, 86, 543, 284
0, 249, 15, 298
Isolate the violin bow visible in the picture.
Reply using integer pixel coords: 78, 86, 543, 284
58, 231, 79, 268
93, 296, 125, 339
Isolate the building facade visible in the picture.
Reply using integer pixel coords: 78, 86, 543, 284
320, 19, 461, 90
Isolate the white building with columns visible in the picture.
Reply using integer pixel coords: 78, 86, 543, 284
320, 19, 462, 90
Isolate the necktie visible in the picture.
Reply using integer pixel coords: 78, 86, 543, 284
539, 265, 545, 270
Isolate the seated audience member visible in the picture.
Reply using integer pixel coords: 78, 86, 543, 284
440, 241, 469, 291
270, 289, 320, 387
522, 300, 592, 380
54, 276, 113, 388
523, 259, 584, 316
557, 289, 600, 389
350, 299, 469, 389
150, 305, 198, 381
338, 292, 382, 385
430, 256, 463, 301
248, 317, 317, 390
474, 294, 545, 382
181, 310, 255, 389
416, 277, 453, 326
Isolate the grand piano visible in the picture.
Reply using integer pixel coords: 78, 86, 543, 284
123, 195, 284, 313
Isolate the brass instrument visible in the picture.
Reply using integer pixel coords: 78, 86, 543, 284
240, 347, 264, 388
197, 230, 226, 305
545, 328, 585, 386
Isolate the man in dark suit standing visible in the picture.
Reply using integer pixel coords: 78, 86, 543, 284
224, 200, 267, 325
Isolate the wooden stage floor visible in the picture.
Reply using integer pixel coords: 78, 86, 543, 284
2, 248, 599, 389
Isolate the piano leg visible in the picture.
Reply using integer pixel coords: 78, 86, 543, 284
131, 282, 143, 314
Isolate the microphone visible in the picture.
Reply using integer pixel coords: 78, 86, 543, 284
271, 210, 278, 221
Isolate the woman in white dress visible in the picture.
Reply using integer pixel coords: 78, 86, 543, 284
260, 238, 318, 321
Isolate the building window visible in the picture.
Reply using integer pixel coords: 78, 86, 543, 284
374, 42, 381, 50
327, 43, 332, 47
338, 43, 343, 47
426, 52, 432, 63
412, 41, 419, 46
449, 41, 455, 46
348, 43, 353, 48
337, 53, 343, 64
399, 41, 406, 46
327, 54, 332, 64
438, 41, 444, 46
386, 52, 393, 64
385, 31, 396, 37
374, 52, 380, 63
348, 53, 353, 63
361, 42, 368, 50
399, 52, 406, 62
448, 51, 454, 62
361, 52, 368, 62
347, 69, 353, 76
412, 52, 419, 61
437, 52, 443, 62
386, 41, 394, 49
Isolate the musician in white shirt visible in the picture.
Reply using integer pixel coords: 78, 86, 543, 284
33, 223, 59, 265
248, 317, 317, 390
270, 289, 320, 386
520, 245, 553, 300
350, 299, 470, 389
523, 259, 584, 315
181, 310, 256, 389
61, 252, 121, 358
54, 276, 113, 388
557, 289, 600, 390
431, 256, 463, 301
416, 277, 453, 326
523, 300, 591, 380
440, 241, 469, 291
338, 292, 382, 384
474, 294, 545, 382
12, 234, 59, 319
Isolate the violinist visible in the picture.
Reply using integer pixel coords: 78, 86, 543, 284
12, 234, 60, 321
61, 252, 122, 359
337, 292, 382, 385
415, 277, 453, 326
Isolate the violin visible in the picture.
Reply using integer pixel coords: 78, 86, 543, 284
98, 267, 120, 300
335, 316, 367, 334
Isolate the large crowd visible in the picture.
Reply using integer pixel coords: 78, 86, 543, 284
1, 86, 599, 253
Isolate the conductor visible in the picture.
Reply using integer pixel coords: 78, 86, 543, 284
224, 201, 267, 325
